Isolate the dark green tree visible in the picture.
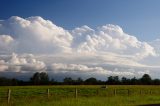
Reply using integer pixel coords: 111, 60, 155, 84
121, 77, 130, 85
30, 72, 49, 85
11, 78, 18, 86
153, 79, 160, 85
75, 77, 83, 85
130, 77, 138, 85
107, 76, 120, 85
140, 74, 152, 85
39, 72, 49, 84
30, 72, 40, 85
63, 77, 74, 85
85, 77, 97, 85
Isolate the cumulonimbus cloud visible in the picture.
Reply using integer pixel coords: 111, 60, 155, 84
0, 16, 159, 79
0, 16, 156, 58
0, 16, 73, 54
0, 35, 15, 53
71, 25, 156, 59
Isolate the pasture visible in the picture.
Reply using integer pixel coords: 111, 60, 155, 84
0, 85, 160, 106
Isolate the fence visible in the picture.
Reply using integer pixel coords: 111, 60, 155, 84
1, 87, 160, 104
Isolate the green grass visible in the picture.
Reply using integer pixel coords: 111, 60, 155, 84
1, 85, 160, 106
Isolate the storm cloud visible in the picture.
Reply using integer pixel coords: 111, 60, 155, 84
0, 16, 159, 80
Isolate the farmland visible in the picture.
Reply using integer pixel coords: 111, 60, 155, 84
1, 85, 160, 106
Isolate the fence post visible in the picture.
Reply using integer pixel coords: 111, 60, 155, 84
114, 89, 116, 96
128, 89, 130, 96
140, 90, 142, 95
150, 90, 152, 95
8, 89, 11, 104
75, 88, 77, 98
97, 89, 99, 95
47, 89, 50, 98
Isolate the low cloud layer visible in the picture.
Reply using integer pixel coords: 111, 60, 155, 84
0, 53, 151, 80
0, 53, 46, 73
0, 16, 159, 80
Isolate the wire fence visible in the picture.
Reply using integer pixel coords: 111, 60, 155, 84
1, 87, 160, 104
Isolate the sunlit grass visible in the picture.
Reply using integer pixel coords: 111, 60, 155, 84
1, 85, 160, 106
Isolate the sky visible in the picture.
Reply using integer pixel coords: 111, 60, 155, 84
1, 0, 160, 41
0, 0, 160, 80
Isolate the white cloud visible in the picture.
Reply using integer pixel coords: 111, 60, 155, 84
138, 39, 160, 66
0, 16, 155, 59
0, 53, 157, 79
0, 35, 15, 53
50, 63, 104, 72
0, 16, 159, 79
50, 63, 142, 76
0, 53, 46, 72
0, 60, 8, 72
71, 24, 156, 59
0, 16, 73, 54
149, 39, 160, 55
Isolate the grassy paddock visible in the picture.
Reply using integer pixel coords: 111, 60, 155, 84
0, 85, 160, 106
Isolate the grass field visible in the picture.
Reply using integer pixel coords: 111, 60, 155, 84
1, 85, 160, 106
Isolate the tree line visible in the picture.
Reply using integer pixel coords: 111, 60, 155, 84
0, 72, 160, 86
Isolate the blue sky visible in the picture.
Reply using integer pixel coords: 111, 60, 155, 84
0, 0, 160, 41
1, 0, 160, 79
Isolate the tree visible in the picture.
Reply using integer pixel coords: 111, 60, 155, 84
121, 77, 130, 85
85, 77, 97, 85
30, 72, 40, 85
11, 78, 18, 86
141, 74, 152, 85
39, 72, 49, 84
130, 77, 138, 85
63, 77, 74, 85
30, 72, 49, 85
107, 76, 114, 84
75, 77, 83, 85
0, 77, 12, 86
153, 79, 160, 85
107, 76, 120, 85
